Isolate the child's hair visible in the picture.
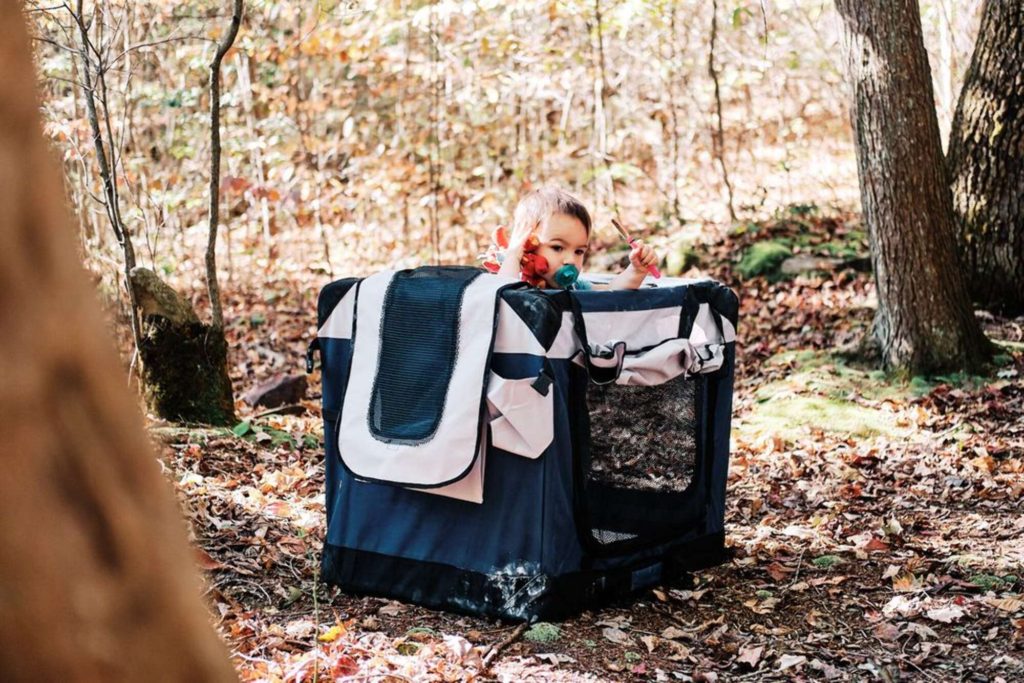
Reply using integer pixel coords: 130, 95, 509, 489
510, 186, 592, 244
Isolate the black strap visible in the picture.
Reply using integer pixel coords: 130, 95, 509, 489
563, 291, 627, 385
306, 337, 321, 374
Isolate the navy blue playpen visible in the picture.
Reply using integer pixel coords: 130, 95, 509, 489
309, 266, 738, 621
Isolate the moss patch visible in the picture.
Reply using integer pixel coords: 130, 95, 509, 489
140, 320, 237, 426
736, 240, 792, 279
738, 350, 915, 442
524, 622, 561, 643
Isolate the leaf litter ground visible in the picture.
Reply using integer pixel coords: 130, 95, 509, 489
145, 211, 1024, 682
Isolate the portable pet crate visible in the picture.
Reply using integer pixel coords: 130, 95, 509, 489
309, 266, 738, 621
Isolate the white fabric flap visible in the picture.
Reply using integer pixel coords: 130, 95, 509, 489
338, 271, 509, 487
403, 422, 487, 504
486, 372, 554, 459
615, 338, 726, 386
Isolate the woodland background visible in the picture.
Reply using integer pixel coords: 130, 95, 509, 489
6, 0, 1022, 681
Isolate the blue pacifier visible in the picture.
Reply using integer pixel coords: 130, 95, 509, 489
553, 264, 580, 289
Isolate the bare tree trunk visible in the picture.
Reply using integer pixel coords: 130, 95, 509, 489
0, 9, 235, 681
709, 0, 737, 222
208, 0, 244, 330
947, 0, 1024, 315
835, 0, 990, 374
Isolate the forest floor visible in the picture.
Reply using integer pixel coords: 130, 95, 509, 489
147, 208, 1024, 682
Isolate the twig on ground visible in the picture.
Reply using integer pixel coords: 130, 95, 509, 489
482, 623, 528, 668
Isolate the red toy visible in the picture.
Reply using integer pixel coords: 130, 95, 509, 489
481, 227, 550, 287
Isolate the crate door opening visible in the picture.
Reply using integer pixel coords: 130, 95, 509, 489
583, 371, 706, 548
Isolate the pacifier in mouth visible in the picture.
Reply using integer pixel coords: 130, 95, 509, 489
552, 264, 580, 289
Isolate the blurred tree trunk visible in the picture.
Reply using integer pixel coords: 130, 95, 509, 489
0, 9, 235, 682
947, 0, 1024, 315
835, 0, 990, 374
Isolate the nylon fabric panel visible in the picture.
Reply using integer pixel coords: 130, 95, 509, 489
371, 268, 481, 442
319, 338, 352, 415
338, 271, 509, 487
325, 353, 583, 577
540, 359, 586, 576
705, 345, 736, 535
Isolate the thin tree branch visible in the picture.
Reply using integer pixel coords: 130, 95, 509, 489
207, 0, 244, 329
709, 0, 737, 221
71, 0, 143, 352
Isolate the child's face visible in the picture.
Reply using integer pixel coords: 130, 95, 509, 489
534, 213, 589, 288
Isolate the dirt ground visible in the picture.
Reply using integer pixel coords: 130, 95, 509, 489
149, 212, 1024, 682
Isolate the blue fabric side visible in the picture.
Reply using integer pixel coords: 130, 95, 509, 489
320, 337, 353, 520
325, 352, 584, 578
573, 286, 685, 312
705, 344, 735, 536
320, 338, 353, 415
541, 358, 585, 576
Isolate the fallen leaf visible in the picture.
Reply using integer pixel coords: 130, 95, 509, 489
660, 626, 689, 640
905, 622, 938, 640
736, 645, 763, 668
602, 627, 633, 646
872, 621, 900, 641
318, 624, 345, 643
926, 605, 965, 623
777, 654, 808, 671
640, 635, 659, 653
766, 562, 793, 582
985, 596, 1024, 614
194, 547, 224, 571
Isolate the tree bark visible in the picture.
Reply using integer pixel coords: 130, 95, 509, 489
0, 9, 235, 682
835, 0, 990, 374
208, 0, 244, 330
947, 0, 1024, 315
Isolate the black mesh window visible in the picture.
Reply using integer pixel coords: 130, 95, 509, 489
587, 376, 699, 492
369, 267, 481, 443
583, 374, 702, 548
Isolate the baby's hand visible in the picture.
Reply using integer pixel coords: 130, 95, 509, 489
629, 240, 658, 271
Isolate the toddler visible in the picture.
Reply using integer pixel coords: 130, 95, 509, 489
495, 186, 658, 290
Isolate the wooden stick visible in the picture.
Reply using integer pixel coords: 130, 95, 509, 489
483, 623, 528, 668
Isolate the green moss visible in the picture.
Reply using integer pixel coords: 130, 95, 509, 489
743, 395, 906, 440
969, 574, 1012, 591
140, 320, 237, 426
736, 240, 792, 279
524, 622, 561, 643
787, 203, 819, 218
812, 555, 843, 569
738, 350, 915, 442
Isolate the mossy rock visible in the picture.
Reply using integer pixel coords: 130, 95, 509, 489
140, 320, 237, 426
665, 242, 700, 276
736, 240, 792, 279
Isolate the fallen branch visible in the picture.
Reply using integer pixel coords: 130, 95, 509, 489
482, 623, 527, 668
